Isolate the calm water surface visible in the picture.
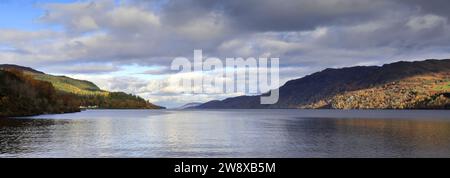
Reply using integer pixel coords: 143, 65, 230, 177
1, 109, 450, 158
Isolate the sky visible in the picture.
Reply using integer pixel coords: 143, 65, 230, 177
1, 0, 450, 108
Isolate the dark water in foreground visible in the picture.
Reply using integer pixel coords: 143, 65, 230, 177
1, 109, 450, 158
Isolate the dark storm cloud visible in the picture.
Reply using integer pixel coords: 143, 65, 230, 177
10, 0, 446, 69
396, 0, 450, 18
159, 0, 399, 32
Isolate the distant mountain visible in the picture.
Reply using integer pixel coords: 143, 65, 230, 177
176, 102, 203, 109
195, 59, 450, 109
1, 65, 164, 117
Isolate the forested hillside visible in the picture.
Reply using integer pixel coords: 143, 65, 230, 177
0, 69, 80, 117
195, 59, 450, 109
0, 65, 164, 117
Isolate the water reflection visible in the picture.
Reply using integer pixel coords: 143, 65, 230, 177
334, 118, 450, 157
0, 118, 67, 156
282, 118, 450, 157
0, 109, 450, 157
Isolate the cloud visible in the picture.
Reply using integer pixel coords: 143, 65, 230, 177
407, 14, 448, 32
159, 0, 397, 32
395, 0, 450, 18
139, 66, 175, 75
47, 63, 120, 74
1, 0, 450, 107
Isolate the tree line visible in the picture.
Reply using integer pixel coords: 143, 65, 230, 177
1, 69, 162, 117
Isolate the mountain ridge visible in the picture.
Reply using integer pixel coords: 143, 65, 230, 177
176, 102, 203, 109
0, 64, 103, 94
194, 59, 450, 109
0, 64, 45, 74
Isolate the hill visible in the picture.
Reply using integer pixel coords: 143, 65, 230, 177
0, 69, 80, 117
195, 59, 450, 109
0, 65, 164, 117
0, 64, 45, 74
175, 102, 203, 109
0, 64, 105, 95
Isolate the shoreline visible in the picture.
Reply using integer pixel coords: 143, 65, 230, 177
4, 109, 450, 121
4, 108, 449, 120
1, 107, 167, 118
